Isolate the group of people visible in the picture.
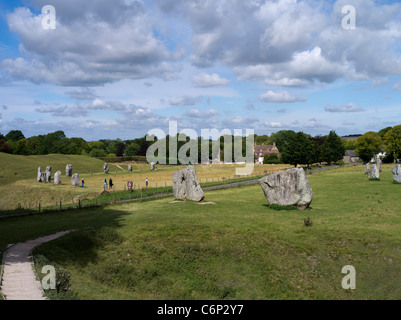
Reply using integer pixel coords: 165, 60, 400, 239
104, 178, 113, 191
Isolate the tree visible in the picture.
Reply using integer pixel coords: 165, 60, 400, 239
322, 131, 345, 164
14, 139, 29, 155
383, 125, 401, 161
0, 139, 12, 153
125, 143, 140, 156
5, 130, 25, 142
281, 132, 314, 167
355, 132, 382, 163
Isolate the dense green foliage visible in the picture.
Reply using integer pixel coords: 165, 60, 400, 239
355, 132, 383, 163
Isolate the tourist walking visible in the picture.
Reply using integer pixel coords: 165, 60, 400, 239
81, 179, 84, 188
109, 178, 113, 190
104, 179, 107, 191
145, 178, 149, 188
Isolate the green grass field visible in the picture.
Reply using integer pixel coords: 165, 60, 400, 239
0, 153, 291, 211
1, 163, 401, 300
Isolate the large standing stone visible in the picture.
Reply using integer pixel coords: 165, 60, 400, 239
45, 166, 52, 183
173, 166, 204, 202
104, 163, 109, 174
54, 171, 62, 185
392, 164, 401, 183
72, 173, 80, 187
370, 164, 380, 179
365, 163, 371, 175
377, 157, 383, 173
66, 164, 72, 177
128, 165, 132, 172
258, 168, 313, 210
37, 167, 42, 182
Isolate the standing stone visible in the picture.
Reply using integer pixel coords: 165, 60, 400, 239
72, 173, 80, 187
45, 166, 52, 183
370, 164, 380, 179
173, 165, 204, 202
128, 165, 132, 172
258, 168, 313, 210
66, 164, 73, 177
37, 167, 42, 182
104, 163, 109, 174
378, 157, 382, 173
365, 163, 371, 175
54, 171, 62, 185
392, 164, 401, 183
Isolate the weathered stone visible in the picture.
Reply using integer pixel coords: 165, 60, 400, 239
66, 164, 72, 177
173, 165, 204, 202
128, 165, 132, 172
370, 164, 380, 179
377, 157, 382, 173
365, 163, 371, 175
258, 168, 313, 210
37, 167, 42, 182
45, 166, 52, 183
104, 163, 109, 174
54, 171, 62, 185
72, 173, 80, 187
392, 164, 401, 183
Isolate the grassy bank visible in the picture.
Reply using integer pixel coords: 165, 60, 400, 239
1, 164, 400, 299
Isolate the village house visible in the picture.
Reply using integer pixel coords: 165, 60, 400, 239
254, 142, 280, 164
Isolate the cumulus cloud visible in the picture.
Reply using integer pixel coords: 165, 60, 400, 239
169, 96, 202, 106
66, 88, 98, 100
259, 90, 306, 103
1, 2, 180, 86
192, 73, 230, 87
325, 103, 365, 113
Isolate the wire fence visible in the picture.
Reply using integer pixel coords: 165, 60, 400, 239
0, 174, 266, 219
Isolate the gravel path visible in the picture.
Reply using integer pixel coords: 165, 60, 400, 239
1, 231, 72, 300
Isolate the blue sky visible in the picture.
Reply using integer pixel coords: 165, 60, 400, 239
0, 0, 401, 141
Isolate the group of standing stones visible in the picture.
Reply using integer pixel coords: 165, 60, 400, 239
171, 165, 313, 210
37, 166, 52, 183
37, 163, 78, 187
365, 157, 401, 183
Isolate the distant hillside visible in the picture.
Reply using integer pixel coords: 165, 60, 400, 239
0, 153, 105, 185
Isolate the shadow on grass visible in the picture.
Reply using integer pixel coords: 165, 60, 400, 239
262, 203, 312, 211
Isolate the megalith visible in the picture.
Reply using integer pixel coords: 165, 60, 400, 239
365, 163, 371, 175
54, 171, 62, 185
258, 168, 313, 210
370, 164, 380, 179
392, 164, 401, 183
66, 164, 73, 177
45, 166, 52, 183
173, 166, 204, 202
72, 173, 80, 187
128, 165, 133, 172
104, 163, 109, 174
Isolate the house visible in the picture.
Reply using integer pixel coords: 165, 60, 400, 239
254, 142, 280, 164
343, 150, 360, 163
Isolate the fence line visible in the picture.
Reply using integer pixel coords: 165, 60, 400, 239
0, 174, 266, 219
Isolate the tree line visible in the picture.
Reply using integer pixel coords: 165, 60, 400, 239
1, 125, 400, 165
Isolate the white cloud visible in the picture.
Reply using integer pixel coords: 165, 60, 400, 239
325, 103, 364, 113
192, 73, 230, 87
169, 96, 202, 106
259, 90, 306, 103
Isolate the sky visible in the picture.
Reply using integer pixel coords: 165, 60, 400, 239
0, 0, 401, 141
